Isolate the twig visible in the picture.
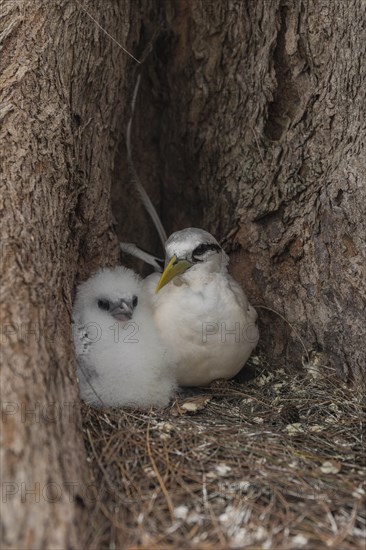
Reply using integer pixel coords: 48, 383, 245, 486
126, 75, 168, 248
86, 428, 138, 505
146, 417, 175, 522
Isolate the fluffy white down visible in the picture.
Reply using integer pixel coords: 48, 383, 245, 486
73, 267, 176, 408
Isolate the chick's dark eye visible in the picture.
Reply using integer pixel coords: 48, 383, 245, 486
97, 299, 110, 311
132, 295, 138, 308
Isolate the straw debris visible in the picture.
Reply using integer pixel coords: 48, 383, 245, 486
80, 362, 365, 549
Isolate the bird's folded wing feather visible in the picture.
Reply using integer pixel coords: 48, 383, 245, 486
73, 322, 100, 388
73, 322, 93, 357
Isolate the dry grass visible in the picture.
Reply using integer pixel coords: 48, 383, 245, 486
80, 361, 365, 549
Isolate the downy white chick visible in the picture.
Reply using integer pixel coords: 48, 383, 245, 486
145, 228, 259, 387
73, 266, 175, 408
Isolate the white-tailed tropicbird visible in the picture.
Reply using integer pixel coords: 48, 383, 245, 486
144, 228, 259, 386
73, 266, 176, 408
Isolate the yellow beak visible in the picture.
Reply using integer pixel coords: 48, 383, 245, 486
156, 255, 192, 293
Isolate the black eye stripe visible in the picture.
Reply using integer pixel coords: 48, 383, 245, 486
192, 243, 221, 258
97, 299, 110, 311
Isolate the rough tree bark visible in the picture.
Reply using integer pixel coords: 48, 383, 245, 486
1, 0, 365, 548
1, 1, 135, 547
117, 0, 365, 383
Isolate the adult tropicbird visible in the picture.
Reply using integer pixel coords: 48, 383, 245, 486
145, 228, 259, 386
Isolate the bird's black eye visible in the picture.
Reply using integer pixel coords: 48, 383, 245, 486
132, 295, 138, 308
193, 244, 208, 257
97, 299, 110, 311
192, 243, 221, 262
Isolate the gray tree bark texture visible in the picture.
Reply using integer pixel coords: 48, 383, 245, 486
1, 1, 133, 548
1, 0, 365, 548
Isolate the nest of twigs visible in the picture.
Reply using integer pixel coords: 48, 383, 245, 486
80, 360, 365, 549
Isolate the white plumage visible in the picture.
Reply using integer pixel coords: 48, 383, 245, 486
73, 266, 176, 408
145, 228, 259, 387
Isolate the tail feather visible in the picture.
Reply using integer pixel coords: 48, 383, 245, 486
120, 242, 164, 272
126, 74, 167, 248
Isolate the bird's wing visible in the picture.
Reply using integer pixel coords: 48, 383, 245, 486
120, 242, 164, 272
73, 321, 105, 406
73, 321, 99, 379
73, 322, 94, 357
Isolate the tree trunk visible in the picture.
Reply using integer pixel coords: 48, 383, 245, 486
1, 0, 365, 548
117, 0, 365, 383
1, 1, 135, 547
